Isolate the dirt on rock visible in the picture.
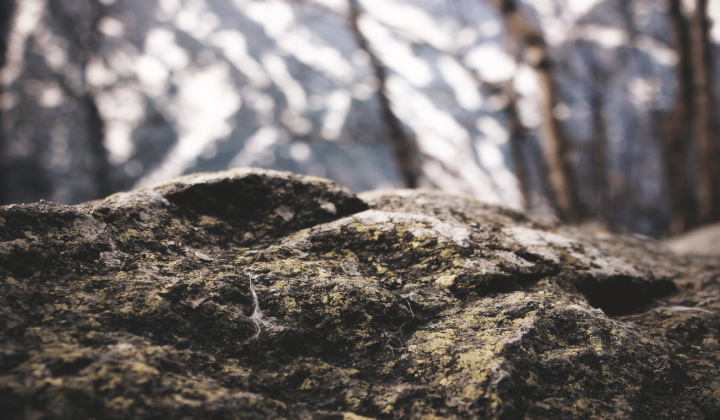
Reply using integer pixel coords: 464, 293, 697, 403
0, 168, 718, 419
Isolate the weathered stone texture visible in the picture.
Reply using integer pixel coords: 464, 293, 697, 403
0, 169, 718, 419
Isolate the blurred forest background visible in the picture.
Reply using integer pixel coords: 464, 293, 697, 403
1, 0, 719, 238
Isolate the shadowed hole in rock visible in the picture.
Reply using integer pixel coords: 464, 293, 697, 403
165, 178, 267, 218
647, 279, 678, 298
582, 276, 676, 316
48, 357, 94, 376
164, 176, 366, 226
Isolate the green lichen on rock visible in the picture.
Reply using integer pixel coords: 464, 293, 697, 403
0, 169, 719, 419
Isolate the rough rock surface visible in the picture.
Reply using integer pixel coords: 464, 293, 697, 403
663, 223, 720, 257
1, 168, 719, 419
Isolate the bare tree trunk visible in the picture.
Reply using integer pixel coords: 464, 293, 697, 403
689, 0, 720, 224
347, 0, 420, 188
505, 78, 533, 207
663, 0, 693, 235
84, 95, 110, 198
589, 69, 612, 226
502, 29, 533, 208
0, 0, 14, 70
47, 0, 111, 199
0, 0, 15, 204
494, 0, 584, 223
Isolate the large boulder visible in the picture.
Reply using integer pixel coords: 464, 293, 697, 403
0, 169, 718, 419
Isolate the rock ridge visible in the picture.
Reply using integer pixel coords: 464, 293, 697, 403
0, 169, 718, 419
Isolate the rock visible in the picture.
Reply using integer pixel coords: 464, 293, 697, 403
0, 168, 718, 419
663, 223, 720, 257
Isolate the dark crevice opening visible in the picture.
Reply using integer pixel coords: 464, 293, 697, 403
582, 275, 677, 316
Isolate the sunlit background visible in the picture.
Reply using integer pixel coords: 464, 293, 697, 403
1, 0, 720, 238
